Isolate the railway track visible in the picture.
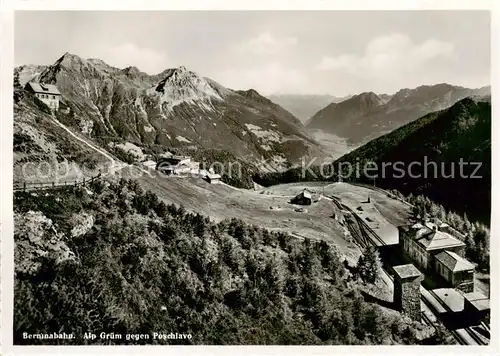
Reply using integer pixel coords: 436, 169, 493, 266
420, 309, 436, 327
423, 289, 487, 345
330, 197, 385, 247
452, 327, 486, 345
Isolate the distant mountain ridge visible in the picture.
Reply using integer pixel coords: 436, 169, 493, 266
14, 64, 47, 86
335, 96, 491, 224
307, 83, 491, 144
14, 52, 326, 174
268, 94, 352, 123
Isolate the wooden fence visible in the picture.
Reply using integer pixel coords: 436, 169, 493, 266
13, 173, 102, 192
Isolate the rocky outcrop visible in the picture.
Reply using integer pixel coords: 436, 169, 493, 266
14, 211, 76, 275
70, 212, 94, 238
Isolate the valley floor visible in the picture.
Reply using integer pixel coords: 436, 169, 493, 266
309, 129, 364, 160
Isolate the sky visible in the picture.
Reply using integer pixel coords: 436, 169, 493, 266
15, 11, 490, 96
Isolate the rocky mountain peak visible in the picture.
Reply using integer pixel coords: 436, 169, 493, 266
244, 89, 261, 98
159, 66, 198, 84
55, 52, 86, 67
307, 82, 489, 145
121, 66, 142, 77
237, 88, 269, 103
355, 91, 382, 107
14, 64, 48, 86
389, 88, 412, 102
87, 58, 118, 73
330, 91, 382, 112
356, 91, 378, 99
41, 52, 107, 82
153, 66, 223, 110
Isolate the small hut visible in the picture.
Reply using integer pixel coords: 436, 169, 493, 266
204, 173, 221, 184
291, 189, 313, 205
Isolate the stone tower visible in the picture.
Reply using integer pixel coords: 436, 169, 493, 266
393, 264, 423, 320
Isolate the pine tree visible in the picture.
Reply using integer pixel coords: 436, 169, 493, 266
357, 246, 382, 284
14, 72, 21, 89
429, 203, 440, 218
465, 232, 476, 260
437, 205, 446, 221
411, 205, 420, 218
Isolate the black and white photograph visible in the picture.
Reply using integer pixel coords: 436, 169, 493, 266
3, 5, 495, 350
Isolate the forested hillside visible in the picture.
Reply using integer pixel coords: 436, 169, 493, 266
334, 97, 491, 224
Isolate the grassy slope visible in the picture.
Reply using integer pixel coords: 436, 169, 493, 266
123, 169, 359, 261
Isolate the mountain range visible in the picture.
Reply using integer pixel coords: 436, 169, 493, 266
14, 52, 492, 218
306, 84, 491, 145
14, 53, 327, 178
334, 96, 491, 223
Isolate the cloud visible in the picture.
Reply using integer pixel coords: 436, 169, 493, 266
236, 32, 298, 56
317, 33, 456, 79
216, 62, 305, 95
89, 43, 169, 74
317, 55, 357, 72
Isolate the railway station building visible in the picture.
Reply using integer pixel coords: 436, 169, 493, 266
398, 221, 474, 292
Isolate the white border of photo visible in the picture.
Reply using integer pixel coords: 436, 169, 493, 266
1, 0, 498, 355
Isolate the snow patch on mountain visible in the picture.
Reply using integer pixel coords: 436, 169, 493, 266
177, 136, 191, 143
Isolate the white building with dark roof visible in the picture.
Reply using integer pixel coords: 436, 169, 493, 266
398, 221, 467, 271
204, 173, 221, 184
290, 189, 321, 205
25, 82, 61, 110
156, 155, 199, 175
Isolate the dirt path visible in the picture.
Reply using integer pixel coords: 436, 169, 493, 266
50, 115, 151, 177
51, 115, 115, 162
